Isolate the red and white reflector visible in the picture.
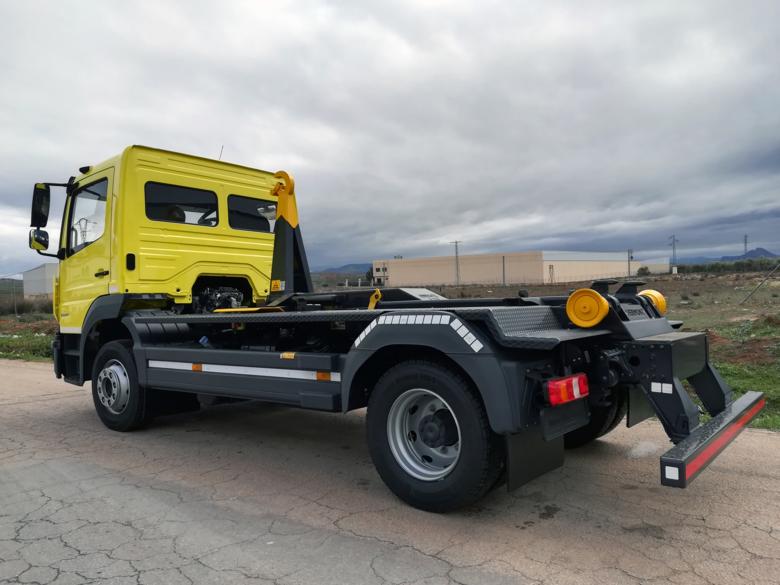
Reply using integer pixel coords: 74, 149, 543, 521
545, 373, 589, 406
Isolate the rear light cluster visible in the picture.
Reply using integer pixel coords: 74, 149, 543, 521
545, 373, 589, 406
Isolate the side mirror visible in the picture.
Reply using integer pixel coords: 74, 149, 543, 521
29, 228, 49, 251
31, 183, 51, 227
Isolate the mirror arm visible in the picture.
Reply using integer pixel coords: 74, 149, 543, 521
35, 250, 59, 259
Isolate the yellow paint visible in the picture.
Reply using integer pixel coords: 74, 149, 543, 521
638, 289, 668, 315
57, 167, 114, 332
368, 288, 382, 310
54, 146, 279, 332
271, 170, 299, 228
566, 288, 610, 328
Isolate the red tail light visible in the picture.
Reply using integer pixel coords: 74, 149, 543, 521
545, 373, 589, 406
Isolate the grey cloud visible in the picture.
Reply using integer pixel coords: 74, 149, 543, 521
1, 0, 779, 275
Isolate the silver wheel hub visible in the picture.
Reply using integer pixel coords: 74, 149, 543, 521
387, 388, 461, 481
96, 359, 131, 415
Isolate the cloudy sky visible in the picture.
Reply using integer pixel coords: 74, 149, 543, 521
1, 0, 779, 274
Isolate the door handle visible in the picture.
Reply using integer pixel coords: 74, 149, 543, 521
94, 270, 109, 278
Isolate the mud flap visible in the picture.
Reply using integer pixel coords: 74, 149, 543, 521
660, 391, 765, 487
506, 426, 564, 491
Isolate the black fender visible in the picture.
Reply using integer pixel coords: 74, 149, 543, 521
77, 294, 128, 384
340, 311, 538, 434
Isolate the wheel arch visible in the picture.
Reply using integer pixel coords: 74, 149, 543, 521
78, 294, 133, 384
342, 340, 523, 435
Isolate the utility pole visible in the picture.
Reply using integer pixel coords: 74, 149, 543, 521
744, 234, 748, 255
12, 278, 18, 318
627, 249, 633, 277
450, 241, 462, 286
669, 235, 679, 266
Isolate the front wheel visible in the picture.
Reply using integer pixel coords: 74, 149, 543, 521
366, 361, 503, 512
91, 340, 146, 432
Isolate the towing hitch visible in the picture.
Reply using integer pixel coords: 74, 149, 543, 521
620, 331, 766, 488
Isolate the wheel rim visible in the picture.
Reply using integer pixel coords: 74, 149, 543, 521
96, 359, 131, 415
387, 388, 461, 481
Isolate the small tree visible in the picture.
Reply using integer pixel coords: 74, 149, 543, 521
637, 266, 651, 277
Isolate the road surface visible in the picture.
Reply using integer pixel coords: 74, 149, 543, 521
1, 359, 778, 584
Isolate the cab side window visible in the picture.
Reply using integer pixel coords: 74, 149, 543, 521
68, 179, 108, 254
145, 182, 219, 227
228, 195, 276, 233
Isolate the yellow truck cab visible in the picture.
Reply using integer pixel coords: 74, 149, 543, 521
29, 146, 282, 381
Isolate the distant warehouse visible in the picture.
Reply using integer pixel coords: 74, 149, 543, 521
22, 263, 58, 299
372, 251, 670, 287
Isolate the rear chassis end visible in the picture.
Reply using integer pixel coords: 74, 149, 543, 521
357, 280, 767, 490
509, 280, 767, 489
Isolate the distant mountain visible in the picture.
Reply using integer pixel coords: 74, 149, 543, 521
720, 248, 777, 262
315, 263, 372, 274
677, 248, 777, 264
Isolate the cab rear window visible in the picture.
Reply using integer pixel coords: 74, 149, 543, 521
228, 195, 276, 233
145, 182, 218, 227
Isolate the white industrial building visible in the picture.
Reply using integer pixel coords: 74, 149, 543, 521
373, 251, 670, 287
22, 263, 58, 299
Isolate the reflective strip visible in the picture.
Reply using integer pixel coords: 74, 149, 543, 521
664, 465, 679, 481
572, 376, 581, 398
349, 313, 482, 353
685, 397, 765, 480
148, 360, 341, 382
651, 382, 673, 394
149, 360, 191, 371
60, 326, 81, 334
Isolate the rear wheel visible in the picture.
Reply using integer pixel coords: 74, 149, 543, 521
91, 340, 147, 431
367, 360, 503, 512
564, 392, 627, 449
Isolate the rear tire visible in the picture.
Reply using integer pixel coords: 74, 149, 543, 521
91, 340, 146, 432
563, 392, 627, 449
367, 360, 503, 512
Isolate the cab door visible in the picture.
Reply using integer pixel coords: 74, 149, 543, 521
58, 170, 113, 333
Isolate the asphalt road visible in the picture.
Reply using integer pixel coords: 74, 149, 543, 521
1, 359, 778, 585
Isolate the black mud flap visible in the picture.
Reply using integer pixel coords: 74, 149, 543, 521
506, 426, 564, 491
660, 391, 765, 487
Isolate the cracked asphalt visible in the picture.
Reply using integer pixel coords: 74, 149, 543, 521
1, 359, 778, 585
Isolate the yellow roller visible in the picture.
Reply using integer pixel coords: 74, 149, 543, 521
566, 288, 610, 328
638, 289, 668, 315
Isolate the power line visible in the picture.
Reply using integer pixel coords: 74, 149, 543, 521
669, 235, 679, 265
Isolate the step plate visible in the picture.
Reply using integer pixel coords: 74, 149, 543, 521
660, 391, 765, 487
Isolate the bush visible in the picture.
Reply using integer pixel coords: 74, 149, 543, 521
677, 258, 777, 274
0, 298, 53, 315
636, 266, 651, 276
